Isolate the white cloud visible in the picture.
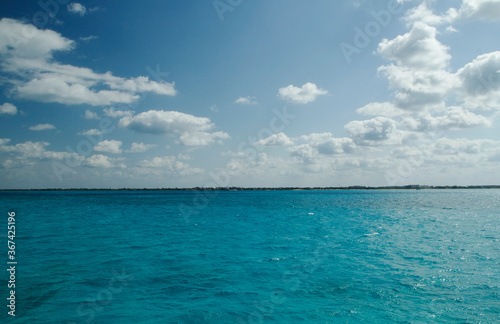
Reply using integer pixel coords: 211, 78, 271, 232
378, 66, 458, 110
376, 22, 458, 111
432, 137, 497, 156
0, 18, 177, 107
83, 154, 124, 168
235, 96, 258, 105
15, 75, 139, 106
0, 103, 17, 115
459, 0, 500, 21
68, 3, 87, 16
79, 129, 104, 136
94, 140, 123, 154
0, 138, 10, 146
125, 142, 156, 153
456, 51, 500, 110
84, 109, 99, 119
0, 18, 74, 59
288, 144, 317, 163
403, 2, 458, 27
345, 117, 405, 146
29, 123, 56, 131
377, 22, 451, 70
356, 102, 407, 117
119, 110, 229, 146
285, 133, 357, 170
106, 76, 176, 96
0, 139, 80, 162
300, 133, 356, 155
403, 107, 492, 132
137, 156, 203, 175
103, 107, 135, 118
179, 131, 230, 146
255, 133, 294, 146
277, 82, 328, 104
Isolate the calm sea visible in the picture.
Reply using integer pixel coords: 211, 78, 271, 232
0, 190, 499, 323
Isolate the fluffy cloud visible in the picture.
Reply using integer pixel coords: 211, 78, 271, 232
404, 0, 500, 26
68, 3, 87, 16
104, 107, 134, 118
235, 96, 258, 105
29, 123, 56, 131
376, 22, 458, 111
119, 110, 229, 146
378, 23, 451, 70
299, 133, 356, 154
404, 2, 458, 27
459, 0, 500, 21
0, 18, 177, 107
125, 142, 156, 153
84, 154, 125, 168
84, 109, 99, 119
456, 51, 500, 110
0, 18, 73, 59
255, 133, 294, 146
344, 117, 413, 146
378, 65, 458, 111
0, 139, 80, 162
278, 82, 328, 104
402, 107, 492, 131
93, 140, 123, 154
15, 76, 139, 106
0, 103, 17, 115
179, 131, 229, 146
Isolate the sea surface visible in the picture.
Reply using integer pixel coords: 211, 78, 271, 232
0, 189, 499, 323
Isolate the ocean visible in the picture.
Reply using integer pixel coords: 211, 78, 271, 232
0, 189, 499, 323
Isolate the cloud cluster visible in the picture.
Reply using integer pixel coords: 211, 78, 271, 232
258, 1, 500, 183
118, 110, 229, 146
235, 96, 258, 105
29, 123, 56, 131
0, 139, 80, 163
0, 18, 176, 107
278, 82, 328, 104
0, 103, 17, 115
94, 140, 123, 154
84, 154, 125, 169
125, 142, 156, 153
68, 3, 87, 16
255, 133, 293, 146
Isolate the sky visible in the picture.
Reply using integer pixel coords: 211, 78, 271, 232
1, 0, 500, 189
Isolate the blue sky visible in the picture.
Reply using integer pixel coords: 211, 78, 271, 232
1, 0, 500, 188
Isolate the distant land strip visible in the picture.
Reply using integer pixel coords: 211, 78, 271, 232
1, 185, 500, 191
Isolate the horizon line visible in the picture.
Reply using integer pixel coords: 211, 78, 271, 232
1, 185, 500, 191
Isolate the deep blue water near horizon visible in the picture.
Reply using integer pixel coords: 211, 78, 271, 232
0, 190, 499, 323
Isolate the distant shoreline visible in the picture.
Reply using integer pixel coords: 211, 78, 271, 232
1, 185, 500, 191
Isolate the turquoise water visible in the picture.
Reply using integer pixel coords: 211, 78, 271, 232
0, 190, 499, 323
